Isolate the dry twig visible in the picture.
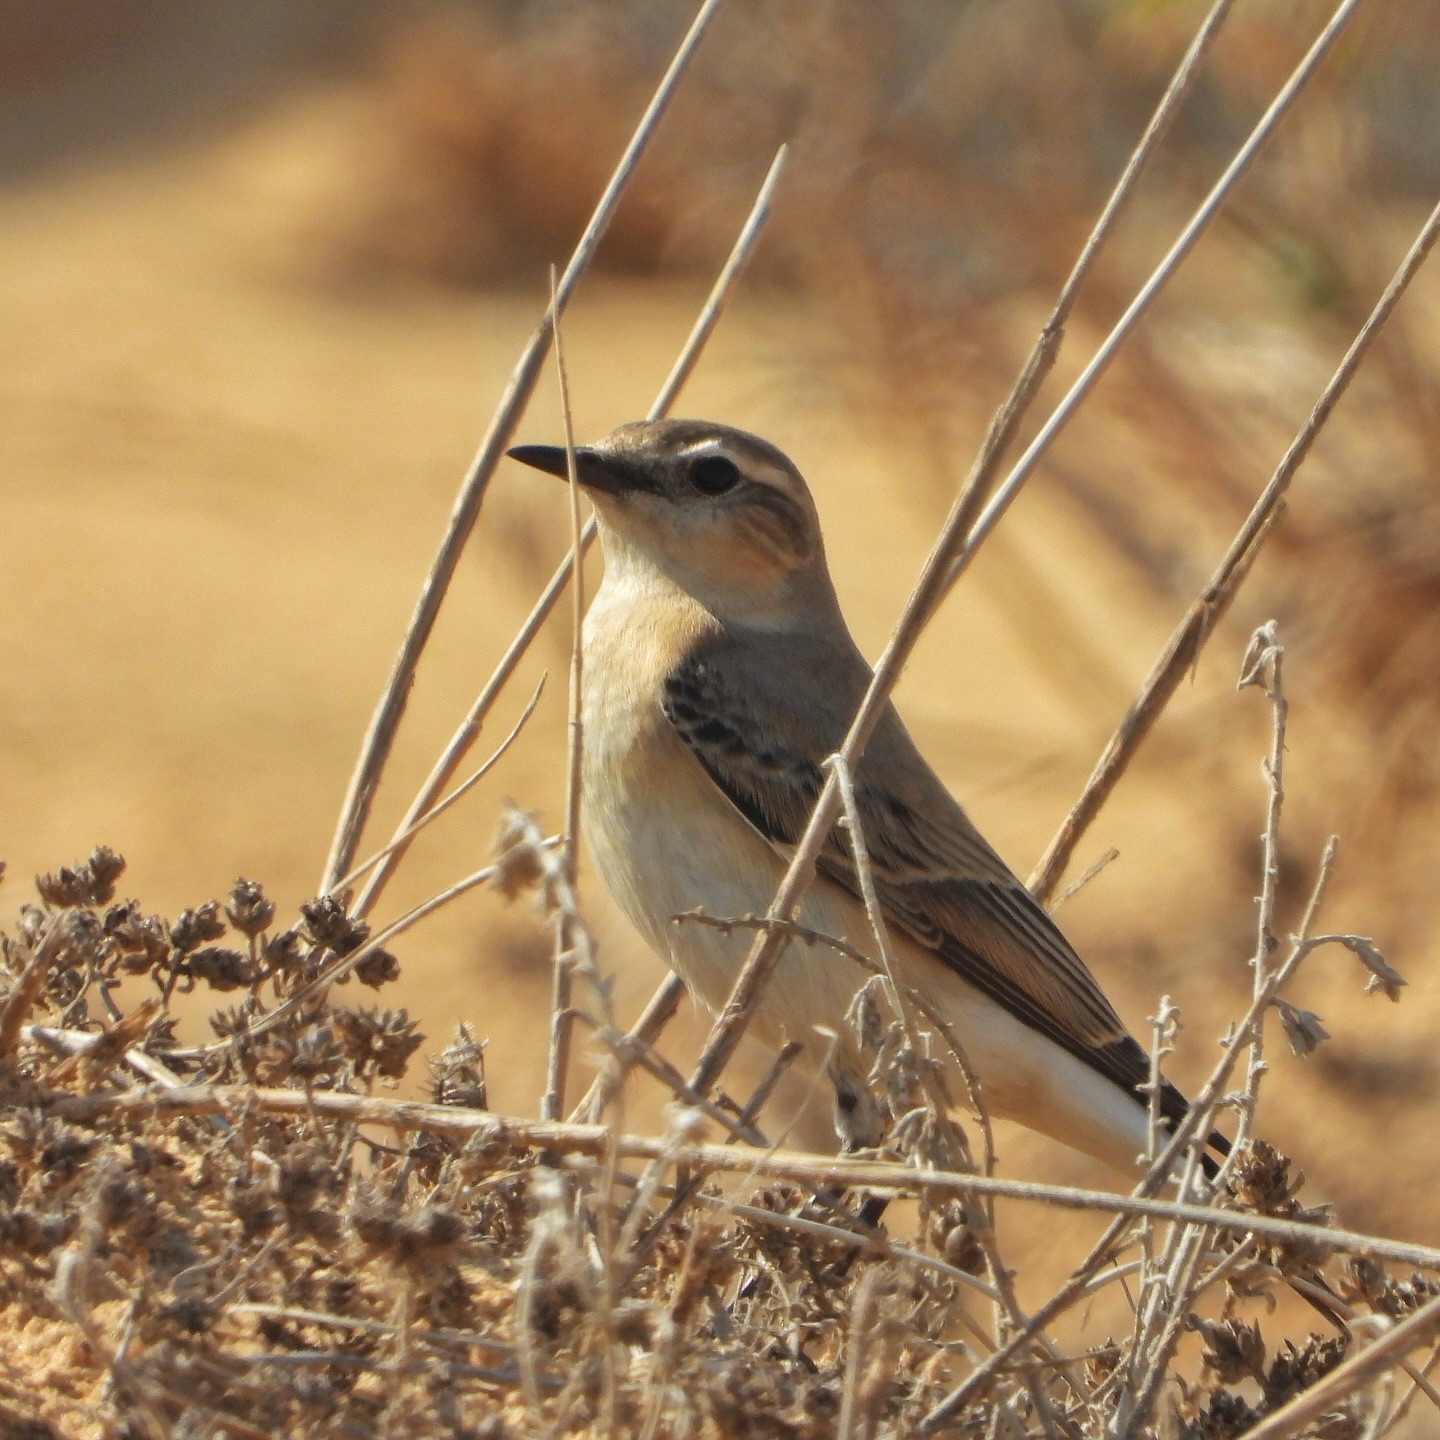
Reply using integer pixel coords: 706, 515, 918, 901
321, 0, 729, 892
350, 144, 788, 923
1030, 190, 1440, 901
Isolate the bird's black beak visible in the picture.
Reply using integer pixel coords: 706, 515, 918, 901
506, 444, 650, 497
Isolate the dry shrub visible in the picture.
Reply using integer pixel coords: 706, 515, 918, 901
0, 802, 1434, 1437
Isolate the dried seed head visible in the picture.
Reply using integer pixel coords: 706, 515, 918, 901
299, 896, 369, 956
184, 946, 255, 992
1336, 936, 1405, 1002
226, 1176, 278, 1236
1183, 1390, 1260, 1440
1264, 1333, 1348, 1408
429, 1024, 488, 1109
170, 902, 226, 955
274, 1142, 337, 1212
1227, 1139, 1300, 1215
257, 1022, 344, 1087
926, 1200, 984, 1274
103, 901, 171, 974
846, 975, 887, 1054
1084, 1340, 1121, 1391
225, 878, 276, 938
262, 927, 308, 975
331, 1006, 424, 1080
1274, 998, 1330, 1057
1188, 1315, 1267, 1385
353, 947, 400, 988
351, 1185, 466, 1261
1340, 1257, 1440, 1318
36, 846, 126, 908
490, 808, 548, 902
1226, 1139, 1335, 1273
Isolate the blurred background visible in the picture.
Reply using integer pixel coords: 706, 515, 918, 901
4, 0, 1440, 1324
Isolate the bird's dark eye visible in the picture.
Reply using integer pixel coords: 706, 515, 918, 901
690, 454, 741, 496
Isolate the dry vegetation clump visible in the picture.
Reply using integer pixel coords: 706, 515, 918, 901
0, 822, 1436, 1439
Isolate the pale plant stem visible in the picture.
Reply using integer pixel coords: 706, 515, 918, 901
1365, 1378, 1397, 1440
569, 975, 687, 1126
45, 1087, 1440, 1271
1137, 997, 1178, 1286
686, 0, 1367, 1113
827, 759, 981, 1179
350, 145, 787, 923
568, 1012, 767, 1146
675, 909, 1004, 1172
836, 1267, 883, 1440
944, 0, 1366, 587
0, 913, 75, 1055
1131, 993, 1179, 1390
328, 677, 544, 898
732, 1039, 804, 1133
829, 757, 1067, 1436
1115, 635, 1292, 1434
1236, 626, 1287, 1151
1117, 1221, 1217, 1438
1383, 1339, 1440, 1435
320, 0, 728, 893
692, 1190, 1002, 1313
936, 0, 1240, 578
1268, 1274, 1440, 1417
1030, 190, 1440, 901
540, 270, 585, 1126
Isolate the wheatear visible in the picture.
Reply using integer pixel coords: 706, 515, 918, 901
510, 419, 1214, 1173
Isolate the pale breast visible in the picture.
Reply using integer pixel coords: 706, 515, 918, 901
579, 574, 880, 1055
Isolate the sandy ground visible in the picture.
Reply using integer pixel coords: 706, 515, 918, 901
4, 92, 1437, 1349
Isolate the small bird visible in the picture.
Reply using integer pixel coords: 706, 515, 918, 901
509, 419, 1215, 1173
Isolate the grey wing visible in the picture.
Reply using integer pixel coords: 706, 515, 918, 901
661, 632, 1185, 1125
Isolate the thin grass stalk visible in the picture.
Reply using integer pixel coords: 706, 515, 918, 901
828, 757, 1065, 1436
686, 0, 1366, 1107
328, 677, 544, 898
540, 272, 585, 1125
320, 0, 728, 893
936, 0, 1238, 550
836, 1267, 883, 1440
1114, 629, 1297, 1434
1029, 190, 1440, 901
694, 1191, 1002, 1310
569, 974, 688, 1125
1235, 626, 1287, 1155
1264, 1278, 1440, 1418
1381, 1340, 1440, 1436
943, 0, 1366, 591
350, 145, 788, 923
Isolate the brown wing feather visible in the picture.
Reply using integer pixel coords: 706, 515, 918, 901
661, 628, 1197, 1130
